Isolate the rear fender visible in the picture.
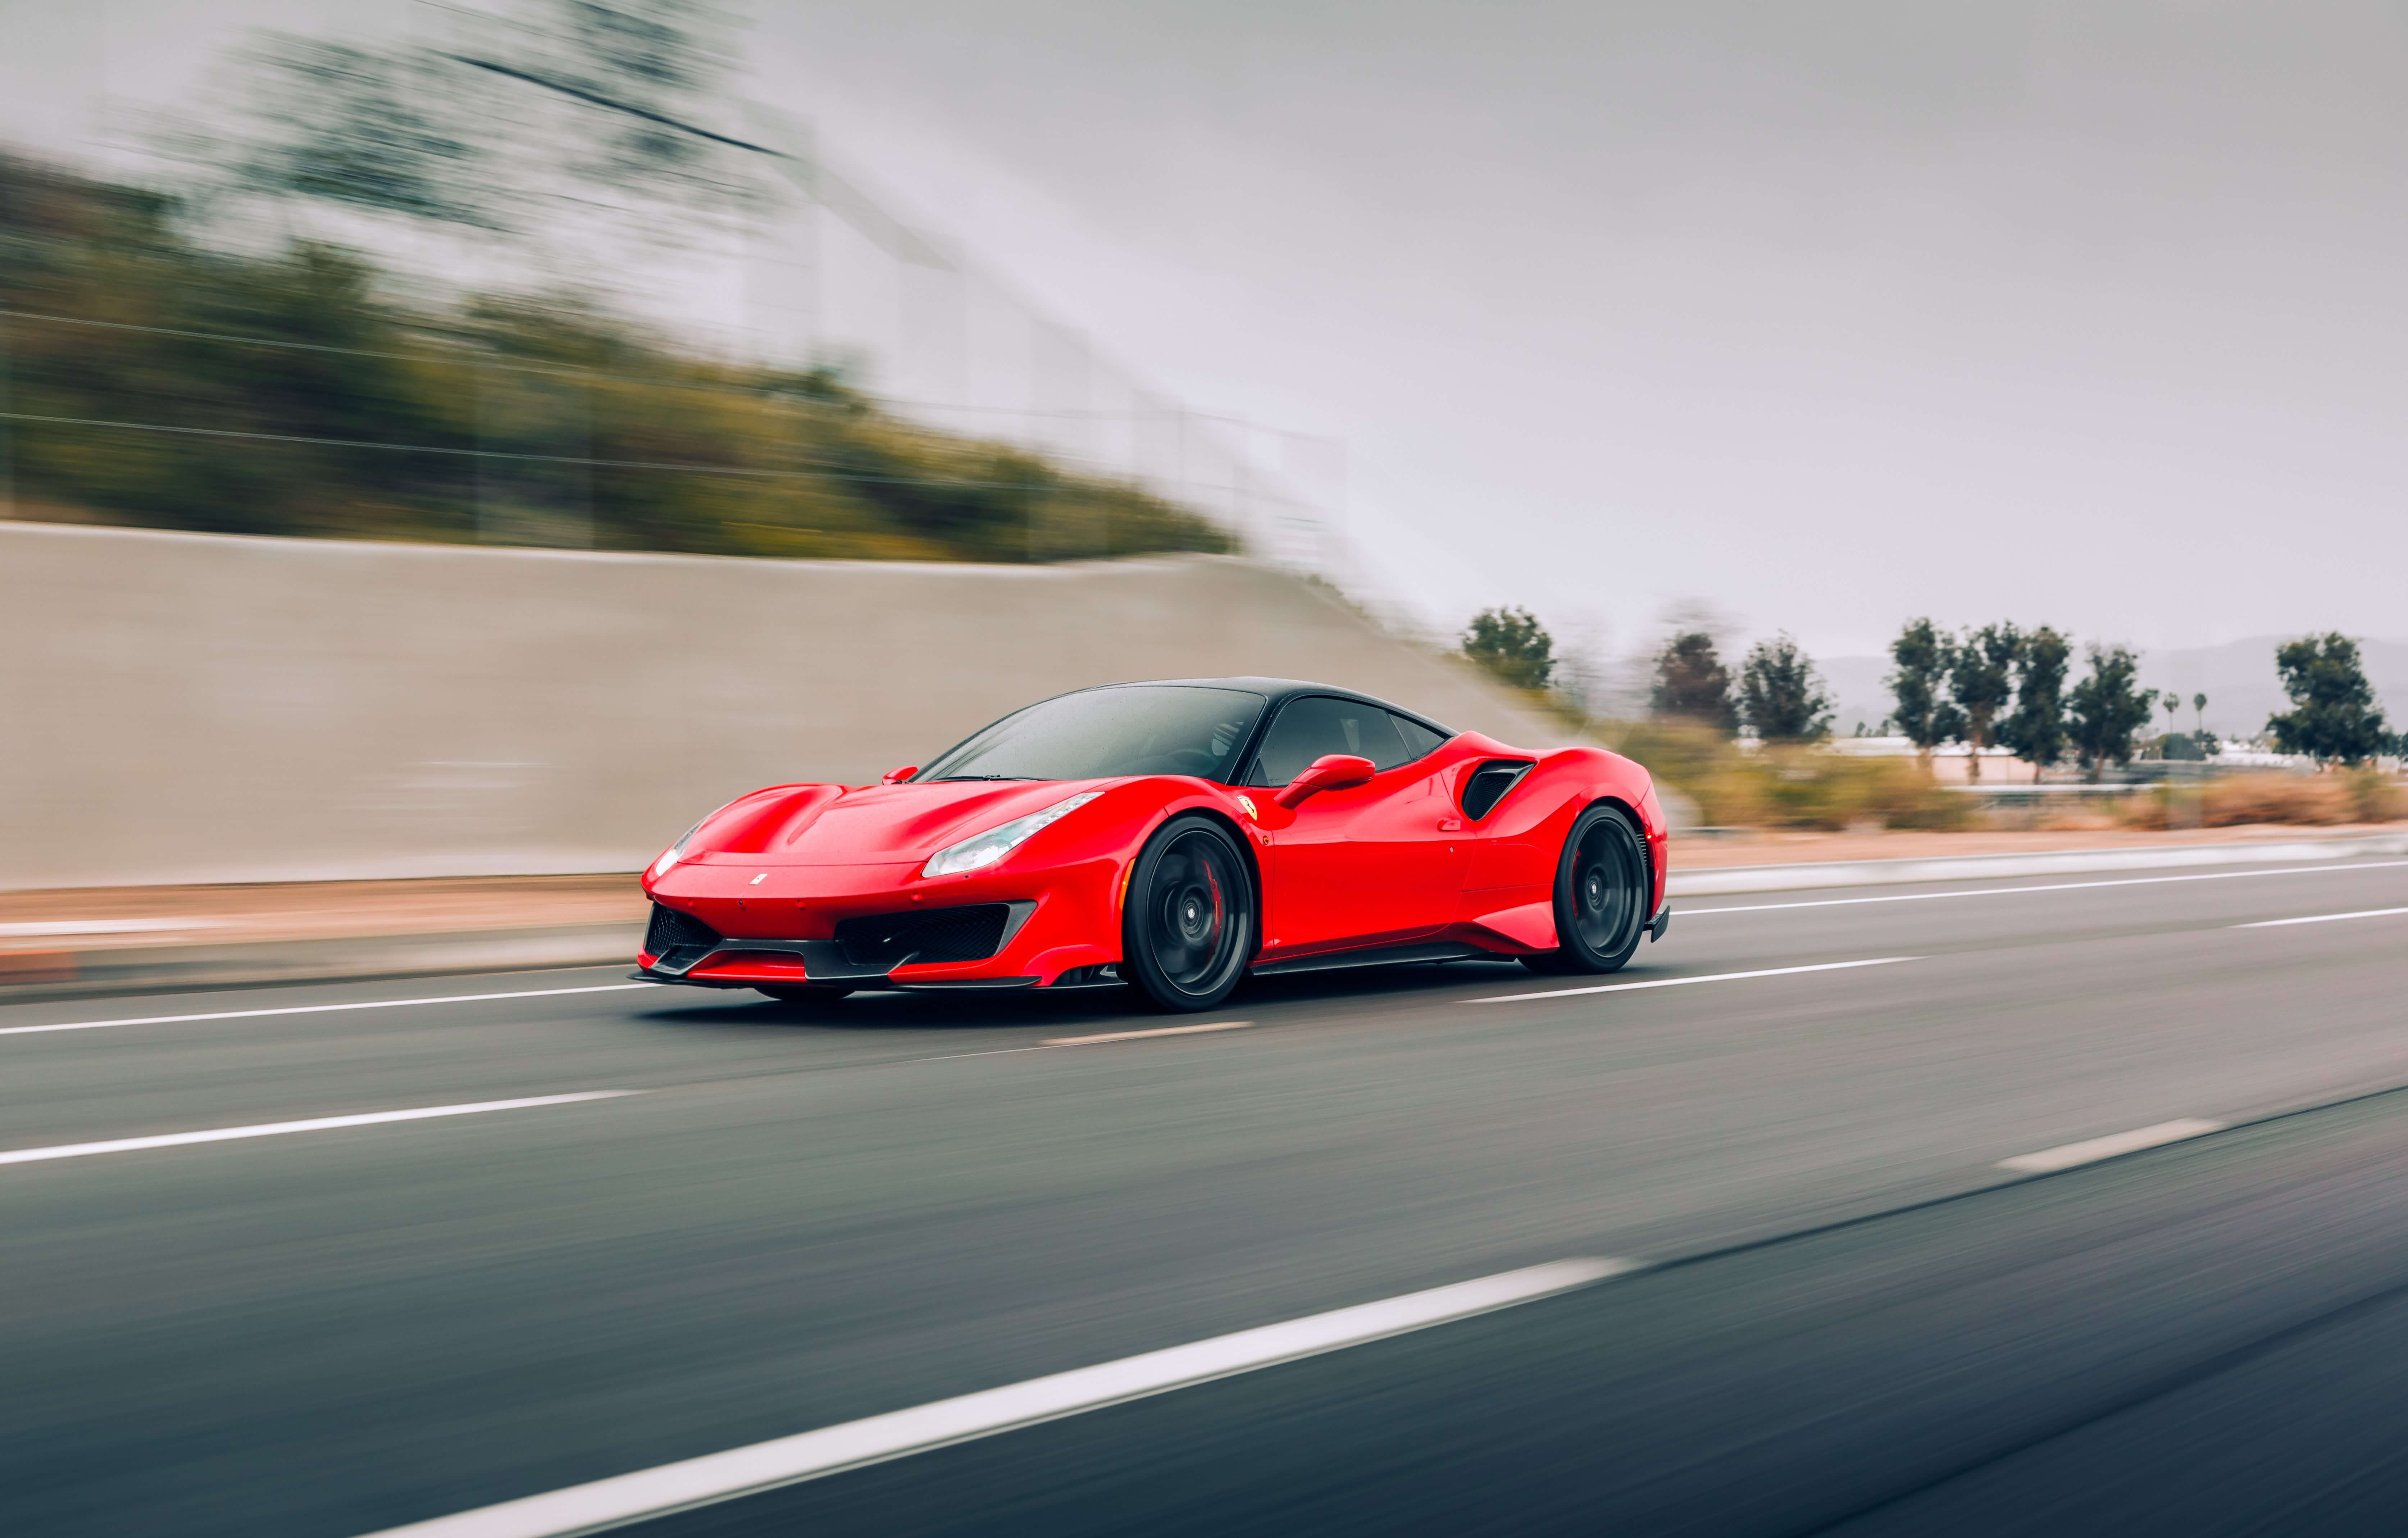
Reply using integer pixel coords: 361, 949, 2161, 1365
1462, 745, 1664, 912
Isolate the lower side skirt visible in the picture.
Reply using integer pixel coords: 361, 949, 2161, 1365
1248, 941, 1497, 978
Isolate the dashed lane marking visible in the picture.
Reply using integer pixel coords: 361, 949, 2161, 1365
2234, 907, 2408, 929
0, 1092, 642, 1166
351, 1256, 1639, 1538
1997, 1118, 2228, 1174
1045, 1020, 1254, 1046
1474, 956, 1920, 1005
0, 983, 659, 1038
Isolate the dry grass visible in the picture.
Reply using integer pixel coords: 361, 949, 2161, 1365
1601, 720, 2408, 835
2118, 771, 2407, 830
1602, 721, 1972, 831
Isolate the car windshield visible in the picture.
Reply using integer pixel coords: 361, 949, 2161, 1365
916, 685, 1267, 784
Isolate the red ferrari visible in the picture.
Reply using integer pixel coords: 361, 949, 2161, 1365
636, 677, 1671, 1012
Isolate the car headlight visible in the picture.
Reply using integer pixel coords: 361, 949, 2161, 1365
649, 816, 709, 878
923, 792, 1101, 878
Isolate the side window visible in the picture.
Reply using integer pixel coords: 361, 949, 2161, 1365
1388, 713, 1448, 763
1248, 697, 1421, 784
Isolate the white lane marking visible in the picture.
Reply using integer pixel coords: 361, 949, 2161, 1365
353, 1257, 1637, 1538
0, 1092, 641, 1166
905, 1046, 1061, 1064
0, 983, 657, 1038
2235, 907, 2408, 929
1678, 859, 2408, 916
1046, 1020, 1253, 1047
1474, 956, 1919, 1005
1998, 1118, 2227, 1174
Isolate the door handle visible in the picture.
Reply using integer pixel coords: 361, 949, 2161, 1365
1435, 817, 1463, 832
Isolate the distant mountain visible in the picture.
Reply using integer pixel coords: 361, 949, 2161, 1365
1815, 637, 2408, 741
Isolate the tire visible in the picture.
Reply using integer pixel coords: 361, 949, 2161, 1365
1520, 804, 1648, 975
1121, 814, 1255, 1012
756, 985, 854, 1007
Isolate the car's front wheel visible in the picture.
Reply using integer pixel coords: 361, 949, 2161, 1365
1121, 814, 1254, 1012
1522, 804, 1648, 975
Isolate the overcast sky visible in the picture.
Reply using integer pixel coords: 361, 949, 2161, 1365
8, 1, 2407, 661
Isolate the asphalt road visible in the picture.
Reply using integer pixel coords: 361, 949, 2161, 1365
4, 855, 2407, 1536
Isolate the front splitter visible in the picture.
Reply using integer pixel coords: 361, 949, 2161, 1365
629, 969, 1042, 993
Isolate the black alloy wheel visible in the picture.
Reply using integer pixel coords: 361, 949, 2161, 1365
756, 986, 856, 1008
1121, 814, 1254, 1012
1522, 803, 1648, 975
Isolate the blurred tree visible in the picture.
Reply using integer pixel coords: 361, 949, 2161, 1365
2267, 634, 2393, 767
1885, 618, 1962, 768
217, 38, 502, 229
530, 0, 753, 210
1948, 623, 2020, 782
1737, 633, 1834, 744
1461, 607, 1556, 691
2193, 692, 2208, 737
190, 0, 768, 254
1649, 631, 1738, 734
1997, 625, 2070, 782
2067, 645, 2157, 782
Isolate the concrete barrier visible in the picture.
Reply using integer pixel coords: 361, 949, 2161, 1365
1, 523, 1567, 891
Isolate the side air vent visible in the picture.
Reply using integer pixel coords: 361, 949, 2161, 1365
645, 904, 722, 969
834, 904, 1013, 967
1461, 759, 1536, 822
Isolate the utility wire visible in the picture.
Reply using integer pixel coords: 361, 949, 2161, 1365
441, 54, 789, 159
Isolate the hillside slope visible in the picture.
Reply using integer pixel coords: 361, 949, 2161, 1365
0, 151, 1226, 565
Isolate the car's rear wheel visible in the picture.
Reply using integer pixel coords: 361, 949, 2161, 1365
1522, 804, 1647, 975
757, 985, 855, 1007
1122, 814, 1253, 1012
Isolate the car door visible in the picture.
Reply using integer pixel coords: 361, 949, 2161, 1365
1246, 697, 1465, 956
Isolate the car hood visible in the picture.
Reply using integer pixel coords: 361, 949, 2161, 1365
688, 778, 1113, 866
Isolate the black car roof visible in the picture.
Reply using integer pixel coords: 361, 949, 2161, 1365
1086, 677, 1453, 737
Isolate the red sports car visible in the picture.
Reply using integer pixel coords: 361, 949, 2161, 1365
636, 677, 1671, 1012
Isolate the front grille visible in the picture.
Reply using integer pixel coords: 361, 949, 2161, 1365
834, 904, 1011, 967
645, 904, 722, 969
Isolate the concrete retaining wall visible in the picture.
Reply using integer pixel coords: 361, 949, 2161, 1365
1, 523, 1566, 890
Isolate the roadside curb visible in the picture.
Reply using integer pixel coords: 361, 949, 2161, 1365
1668, 832, 2408, 898
0, 923, 640, 1006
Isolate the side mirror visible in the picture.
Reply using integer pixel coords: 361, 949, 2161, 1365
881, 765, 919, 785
1274, 753, 1376, 809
